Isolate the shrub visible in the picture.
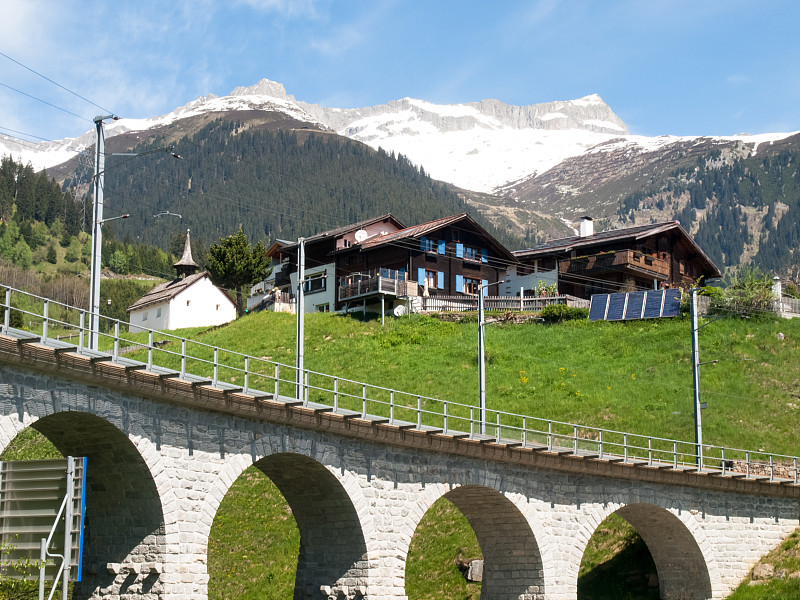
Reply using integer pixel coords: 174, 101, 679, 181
540, 304, 589, 323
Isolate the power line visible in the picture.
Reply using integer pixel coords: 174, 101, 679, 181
0, 51, 114, 115
0, 81, 92, 123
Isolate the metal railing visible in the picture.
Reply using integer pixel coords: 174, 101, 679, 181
1, 285, 798, 486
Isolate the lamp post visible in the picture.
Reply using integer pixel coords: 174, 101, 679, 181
295, 237, 305, 401
478, 279, 503, 435
88, 116, 183, 350
88, 115, 116, 350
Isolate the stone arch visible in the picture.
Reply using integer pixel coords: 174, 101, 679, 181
577, 501, 718, 600
208, 436, 373, 600
407, 483, 545, 600
20, 411, 168, 600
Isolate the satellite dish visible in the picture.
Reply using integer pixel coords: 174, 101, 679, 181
393, 305, 406, 317
354, 229, 369, 243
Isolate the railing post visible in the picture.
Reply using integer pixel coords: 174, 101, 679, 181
113, 321, 119, 362
274, 364, 280, 399
180, 339, 187, 379
42, 300, 49, 343
470, 407, 475, 439
357, 384, 365, 417
78, 311, 85, 353
2, 288, 9, 332
623, 433, 628, 463
304, 370, 309, 404
573, 425, 578, 455
746, 451, 750, 479
721, 448, 726, 476
147, 330, 153, 371
522, 416, 527, 447
417, 396, 422, 429
213, 347, 219, 387
648, 437, 653, 467
547, 421, 553, 452
243, 357, 250, 394
496, 412, 501, 443
334, 378, 339, 413
389, 390, 394, 424
770, 455, 774, 482
794, 458, 798, 485
443, 402, 448, 434
673, 441, 678, 469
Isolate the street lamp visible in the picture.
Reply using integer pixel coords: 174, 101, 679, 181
88, 115, 182, 350
478, 280, 503, 435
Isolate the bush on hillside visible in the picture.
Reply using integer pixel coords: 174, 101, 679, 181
540, 304, 589, 323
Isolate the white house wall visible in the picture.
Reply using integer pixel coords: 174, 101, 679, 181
129, 302, 170, 333
168, 278, 236, 329
291, 263, 335, 314
502, 266, 559, 297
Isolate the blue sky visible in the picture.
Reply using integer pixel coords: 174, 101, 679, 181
2, 0, 799, 142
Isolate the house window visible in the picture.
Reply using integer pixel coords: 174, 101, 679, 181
303, 273, 327, 294
420, 237, 445, 254
142, 311, 148, 321
316, 303, 330, 312
216, 304, 220, 311
186, 300, 191, 307
156, 307, 162, 318
462, 277, 480, 295
425, 270, 437, 289
418, 268, 443, 289
464, 247, 478, 261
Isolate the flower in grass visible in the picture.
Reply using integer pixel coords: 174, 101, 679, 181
631, 373, 636, 379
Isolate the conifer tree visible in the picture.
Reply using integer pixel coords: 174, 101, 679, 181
207, 228, 271, 317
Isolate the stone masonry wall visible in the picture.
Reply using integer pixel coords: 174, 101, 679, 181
1, 362, 799, 600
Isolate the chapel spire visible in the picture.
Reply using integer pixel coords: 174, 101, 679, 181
174, 229, 199, 279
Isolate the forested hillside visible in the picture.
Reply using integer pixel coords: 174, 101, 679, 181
616, 148, 800, 279
85, 119, 520, 252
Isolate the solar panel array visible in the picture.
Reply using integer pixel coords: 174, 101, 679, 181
589, 289, 682, 321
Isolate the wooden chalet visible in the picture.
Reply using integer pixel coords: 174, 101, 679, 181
513, 218, 721, 299
335, 213, 515, 313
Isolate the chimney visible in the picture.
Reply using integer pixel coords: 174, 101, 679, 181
579, 216, 594, 237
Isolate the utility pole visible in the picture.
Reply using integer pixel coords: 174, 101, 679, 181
478, 286, 486, 435
89, 115, 115, 350
296, 238, 305, 401
691, 289, 703, 468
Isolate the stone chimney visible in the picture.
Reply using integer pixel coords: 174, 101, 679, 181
579, 216, 594, 237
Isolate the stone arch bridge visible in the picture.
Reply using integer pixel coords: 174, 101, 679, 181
1, 330, 798, 600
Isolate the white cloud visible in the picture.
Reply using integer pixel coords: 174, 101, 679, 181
234, 0, 325, 19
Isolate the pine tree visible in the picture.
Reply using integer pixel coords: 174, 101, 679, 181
207, 228, 271, 317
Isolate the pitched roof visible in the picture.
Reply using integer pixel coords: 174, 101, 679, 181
356, 213, 517, 261
127, 271, 231, 313
282, 214, 406, 250
514, 220, 721, 277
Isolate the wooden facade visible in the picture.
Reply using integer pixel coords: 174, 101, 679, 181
514, 220, 721, 299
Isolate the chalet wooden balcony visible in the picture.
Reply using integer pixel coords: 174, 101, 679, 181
338, 277, 419, 302
559, 250, 671, 280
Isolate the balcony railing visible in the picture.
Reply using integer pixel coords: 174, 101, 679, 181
338, 277, 417, 301
559, 250, 671, 280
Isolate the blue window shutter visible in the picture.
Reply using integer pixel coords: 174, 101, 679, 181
482, 279, 489, 296
420, 236, 427, 252
456, 243, 464, 258
437, 271, 444, 289
456, 274, 464, 293
438, 239, 446, 255
418, 268, 425, 286
480, 248, 488, 263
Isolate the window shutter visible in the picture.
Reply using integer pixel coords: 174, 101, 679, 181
481, 279, 489, 296
456, 243, 464, 258
438, 239, 446, 255
455, 274, 464, 293
437, 271, 444, 289
480, 248, 488, 263
418, 268, 425, 286
420, 236, 427, 251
